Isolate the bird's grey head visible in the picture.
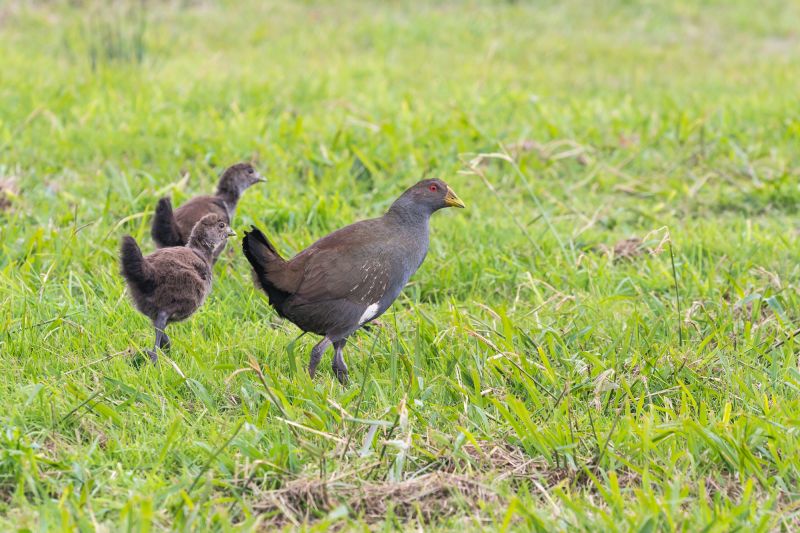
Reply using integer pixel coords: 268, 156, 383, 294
388, 178, 466, 220
216, 162, 266, 198
188, 213, 236, 251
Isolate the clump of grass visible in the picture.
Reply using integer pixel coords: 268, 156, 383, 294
61, 0, 149, 70
254, 471, 495, 527
252, 442, 570, 527
0, 423, 51, 504
91, 2, 147, 70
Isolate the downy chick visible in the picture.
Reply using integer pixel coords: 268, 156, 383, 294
151, 163, 263, 262
121, 213, 235, 362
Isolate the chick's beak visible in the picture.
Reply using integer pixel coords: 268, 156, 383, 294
444, 186, 466, 208
226, 227, 237, 237
255, 172, 267, 183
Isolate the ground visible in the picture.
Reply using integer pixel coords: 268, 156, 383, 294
1, 0, 800, 530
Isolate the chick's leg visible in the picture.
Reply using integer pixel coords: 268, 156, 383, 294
147, 311, 169, 364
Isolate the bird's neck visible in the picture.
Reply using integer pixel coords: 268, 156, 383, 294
215, 187, 240, 217
385, 200, 432, 229
187, 235, 216, 263
385, 204, 431, 273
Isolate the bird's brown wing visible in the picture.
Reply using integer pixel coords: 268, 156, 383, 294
282, 248, 393, 337
289, 219, 395, 307
294, 246, 392, 308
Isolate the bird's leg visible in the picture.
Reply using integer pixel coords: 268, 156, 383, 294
147, 311, 169, 364
159, 331, 171, 352
308, 337, 332, 378
332, 339, 349, 385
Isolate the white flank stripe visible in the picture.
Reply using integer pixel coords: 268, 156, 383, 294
359, 303, 380, 325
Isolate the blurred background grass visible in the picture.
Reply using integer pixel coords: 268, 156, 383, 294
1, 0, 800, 530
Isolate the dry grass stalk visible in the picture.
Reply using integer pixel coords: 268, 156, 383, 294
253, 471, 497, 527
251, 442, 581, 527
597, 237, 644, 261
0, 176, 17, 211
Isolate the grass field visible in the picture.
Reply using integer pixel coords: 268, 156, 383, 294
2, 0, 800, 530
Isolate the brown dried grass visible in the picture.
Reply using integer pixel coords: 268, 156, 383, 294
0, 176, 17, 212
251, 442, 573, 528
597, 237, 644, 261
253, 471, 495, 528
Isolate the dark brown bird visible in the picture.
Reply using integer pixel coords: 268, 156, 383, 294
121, 213, 236, 362
151, 163, 264, 261
242, 179, 465, 384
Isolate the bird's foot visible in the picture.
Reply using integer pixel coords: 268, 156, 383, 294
332, 362, 349, 385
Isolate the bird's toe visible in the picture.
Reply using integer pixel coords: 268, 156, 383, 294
333, 362, 349, 385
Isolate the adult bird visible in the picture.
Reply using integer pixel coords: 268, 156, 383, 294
151, 162, 264, 262
121, 213, 235, 363
242, 179, 465, 384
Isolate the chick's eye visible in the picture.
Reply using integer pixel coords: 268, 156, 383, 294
247, 169, 254, 174
429, 185, 438, 192
218, 222, 225, 229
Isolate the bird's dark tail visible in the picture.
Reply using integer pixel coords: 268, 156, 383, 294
242, 226, 292, 311
151, 197, 183, 248
120, 236, 155, 294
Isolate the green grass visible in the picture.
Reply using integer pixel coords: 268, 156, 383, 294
2, 0, 800, 530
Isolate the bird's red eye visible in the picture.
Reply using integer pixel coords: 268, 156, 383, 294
429, 185, 438, 192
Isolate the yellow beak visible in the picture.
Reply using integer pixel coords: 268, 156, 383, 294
444, 186, 466, 208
